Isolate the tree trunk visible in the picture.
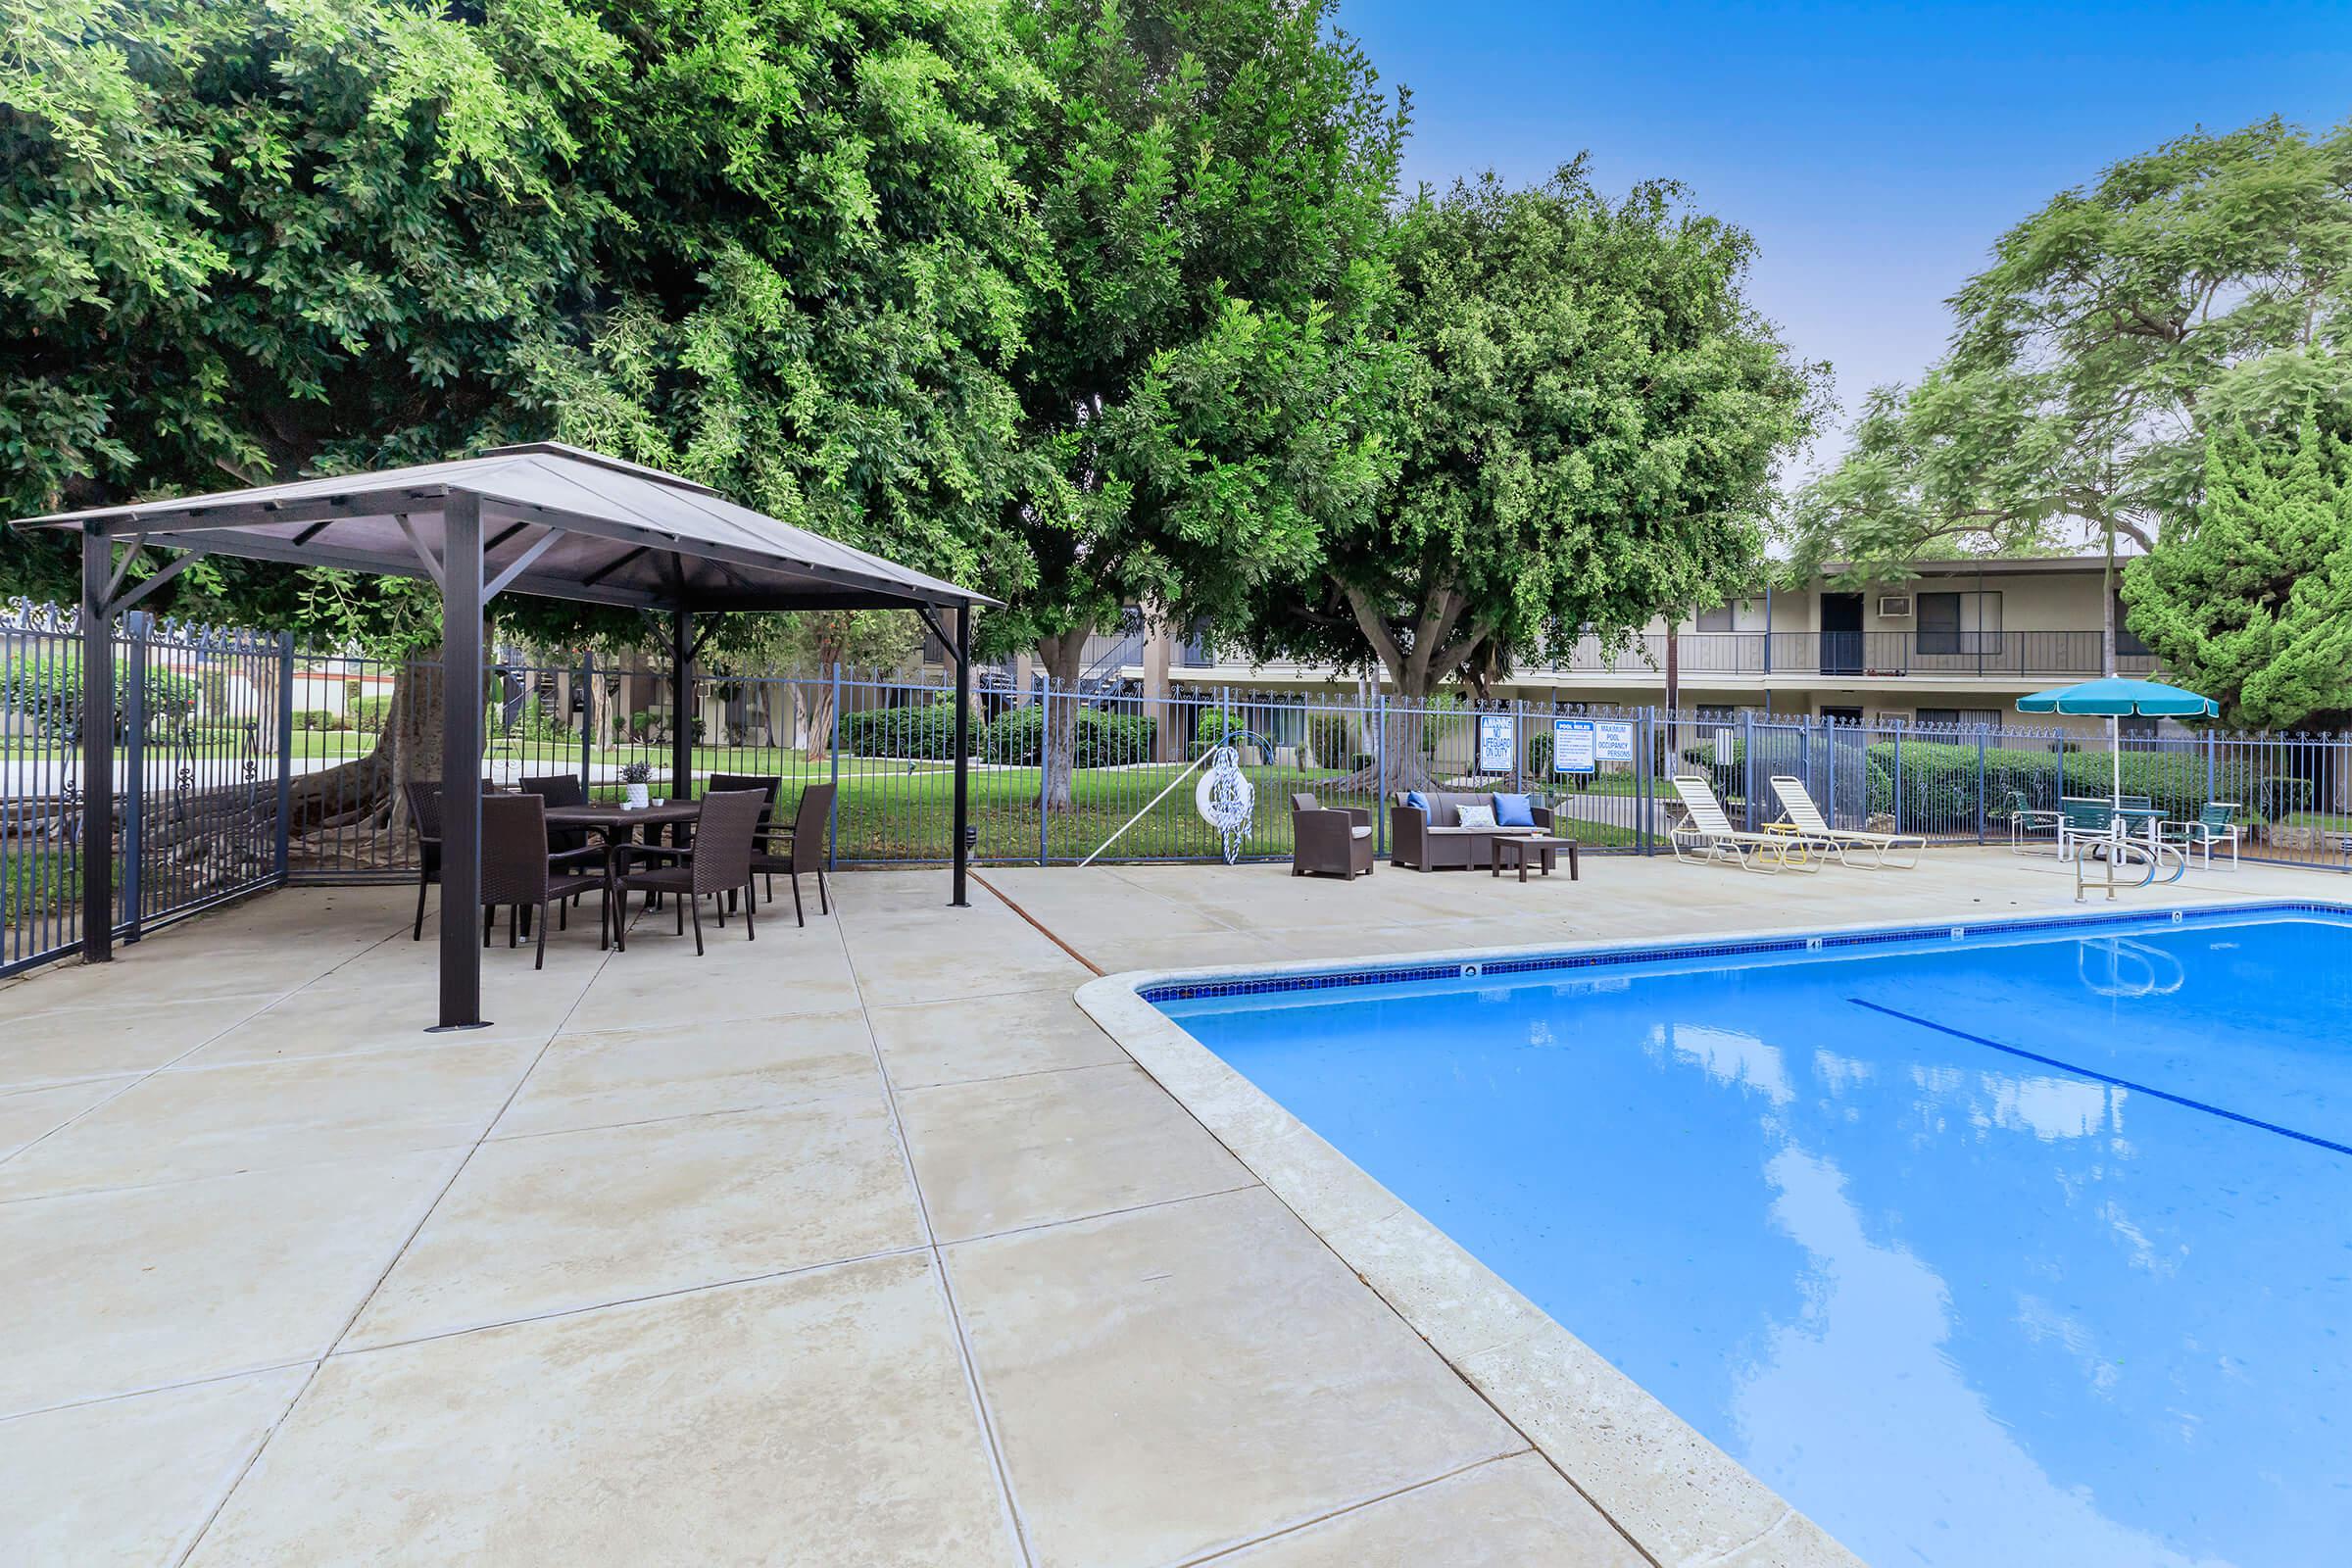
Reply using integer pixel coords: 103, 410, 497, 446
1319, 673, 1446, 799
2102, 521, 2117, 677
803, 624, 848, 764
280, 649, 442, 855
1038, 626, 1090, 811
802, 676, 837, 765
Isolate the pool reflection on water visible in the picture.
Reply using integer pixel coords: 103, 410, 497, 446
1159, 914, 2352, 1568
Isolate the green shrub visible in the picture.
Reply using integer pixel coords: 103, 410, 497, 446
1194, 708, 1246, 752
841, 699, 973, 759
984, 705, 1156, 767
0, 659, 200, 740
1305, 711, 1350, 770
1862, 739, 2310, 827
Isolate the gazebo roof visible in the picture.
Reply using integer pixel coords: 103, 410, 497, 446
15, 442, 997, 612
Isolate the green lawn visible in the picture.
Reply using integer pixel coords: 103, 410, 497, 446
686, 760, 1643, 862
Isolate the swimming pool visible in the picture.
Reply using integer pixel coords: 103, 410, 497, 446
1151, 904, 2352, 1568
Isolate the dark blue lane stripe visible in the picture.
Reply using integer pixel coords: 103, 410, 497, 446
1849, 998, 2352, 1158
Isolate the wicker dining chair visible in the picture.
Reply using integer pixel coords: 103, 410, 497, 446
404, 779, 442, 941
520, 773, 590, 849
706, 772, 781, 905
611, 789, 765, 956
753, 782, 836, 927
480, 792, 610, 968
518, 774, 592, 923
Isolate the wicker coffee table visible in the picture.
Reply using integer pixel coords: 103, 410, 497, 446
1489, 833, 1577, 882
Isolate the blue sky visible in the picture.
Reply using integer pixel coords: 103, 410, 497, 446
1338, 1, 2352, 464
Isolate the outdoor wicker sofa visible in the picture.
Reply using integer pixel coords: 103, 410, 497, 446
1390, 789, 1554, 871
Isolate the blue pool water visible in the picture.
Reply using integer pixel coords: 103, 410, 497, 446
1154, 906, 2352, 1568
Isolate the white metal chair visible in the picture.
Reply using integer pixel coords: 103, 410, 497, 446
2163, 801, 2242, 869
1667, 776, 1822, 873
1767, 775, 1926, 869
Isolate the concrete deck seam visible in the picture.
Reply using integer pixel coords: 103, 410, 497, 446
174, 896, 618, 1566
1169, 1447, 1540, 1567
933, 1179, 1266, 1250
834, 886, 1040, 1568
326, 1240, 936, 1359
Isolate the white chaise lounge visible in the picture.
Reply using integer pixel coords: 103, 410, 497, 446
1667, 775, 1820, 873
1767, 775, 1926, 869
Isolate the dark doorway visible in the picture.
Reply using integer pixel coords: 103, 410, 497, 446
1820, 593, 1863, 675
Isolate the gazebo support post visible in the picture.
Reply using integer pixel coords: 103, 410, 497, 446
952, 602, 971, 907
670, 610, 694, 805
79, 524, 116, 962
436, 492, 486, 1030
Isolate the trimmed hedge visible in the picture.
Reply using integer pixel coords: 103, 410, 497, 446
1870, 740, 2310, 827
1, 660, 200, 739
841, 700, 972, 759
1667, 734, 2313, 828
985, 705, 1155, 767
839, 700, 1157, 769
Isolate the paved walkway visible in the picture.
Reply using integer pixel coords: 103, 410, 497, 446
0, 850, 2324, 1564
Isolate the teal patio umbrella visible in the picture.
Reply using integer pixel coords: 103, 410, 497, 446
2015, 676, 2221, 806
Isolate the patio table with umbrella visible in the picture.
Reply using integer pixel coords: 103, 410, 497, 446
2015, 675, 2221, 858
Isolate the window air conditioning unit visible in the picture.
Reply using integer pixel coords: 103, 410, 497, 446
1877, 595, 1913, 619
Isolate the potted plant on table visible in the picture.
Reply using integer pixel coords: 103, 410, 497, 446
620, 760, 652, 811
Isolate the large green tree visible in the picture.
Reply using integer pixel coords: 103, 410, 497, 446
2122, 412, 2352, 731
2, 0, 1049, 815
993, 0, 1403, 807
1241, 164, 1821, 788
1788, 117, 2352, 662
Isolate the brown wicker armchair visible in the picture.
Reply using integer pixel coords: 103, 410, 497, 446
753, 782, 836, 927
520, 773, 589, 852
706, 772, 781, 905
480, 793, 610, 968
612, 788, 765, 956
1291, 792, 1374, 880
404, 779, 442, 942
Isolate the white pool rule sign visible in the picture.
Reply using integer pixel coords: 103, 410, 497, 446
1592, 719, 1636, 762
1476, 713, 1515, 773
1552, 718, 1596, 774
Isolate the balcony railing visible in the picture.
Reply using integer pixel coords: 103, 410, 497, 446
1160, 630, 2154, 682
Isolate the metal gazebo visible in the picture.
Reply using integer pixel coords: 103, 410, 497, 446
14, 443, 999, 1029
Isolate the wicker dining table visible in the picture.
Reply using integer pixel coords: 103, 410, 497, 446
543, 800, 702, 906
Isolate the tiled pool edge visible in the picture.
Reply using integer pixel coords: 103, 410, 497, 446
1078, 895, 2344, 1568
1075, 983, 1860, 1568
1135, 897, 2352, 1004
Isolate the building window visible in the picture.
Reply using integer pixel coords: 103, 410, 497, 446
1916, 708, 2000, 729
1917, 591, 2002, 654
2114, 594, 2151, 657
1694, 604, 1736, 632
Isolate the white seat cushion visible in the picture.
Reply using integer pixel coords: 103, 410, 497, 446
1349, 825, 1371, 840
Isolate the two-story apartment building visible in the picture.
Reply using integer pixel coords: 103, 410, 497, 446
1088, 556, 2153, 735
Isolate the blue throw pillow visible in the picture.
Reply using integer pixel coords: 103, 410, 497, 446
1402, 790, 1433, 818
1491, 792, 1536, 827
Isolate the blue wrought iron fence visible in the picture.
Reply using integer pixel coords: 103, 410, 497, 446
9, 597, 2352, 978
3, 603, 292, 975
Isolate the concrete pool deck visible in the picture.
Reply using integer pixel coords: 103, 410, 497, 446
0, 850, 2325, 1564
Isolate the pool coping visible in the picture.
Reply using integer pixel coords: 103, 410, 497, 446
1075, 896, 2345, 1568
